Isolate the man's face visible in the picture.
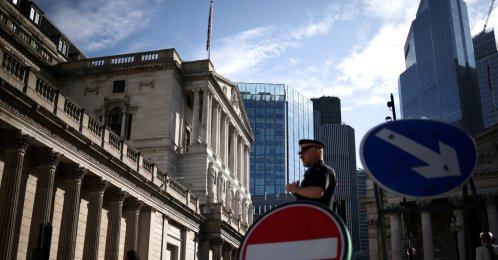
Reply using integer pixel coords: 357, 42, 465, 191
299, 145, 320, 167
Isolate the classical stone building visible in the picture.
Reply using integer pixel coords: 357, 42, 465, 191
0, 0, 253, 259
362, 124, 498, 259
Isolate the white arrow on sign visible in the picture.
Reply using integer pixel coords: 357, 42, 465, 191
375, 128, 461, 179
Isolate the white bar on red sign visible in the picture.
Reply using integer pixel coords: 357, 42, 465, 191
245, 237, 338, 260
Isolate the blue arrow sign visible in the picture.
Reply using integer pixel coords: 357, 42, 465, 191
360, 119, 477, 198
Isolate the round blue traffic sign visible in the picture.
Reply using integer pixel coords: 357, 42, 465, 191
360, 119, 477, 198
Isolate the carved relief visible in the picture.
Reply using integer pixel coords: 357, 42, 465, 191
248, 203, 253, 225
225, 182, 232, 211
217, 175, 225, 205
139, 79, 155, 90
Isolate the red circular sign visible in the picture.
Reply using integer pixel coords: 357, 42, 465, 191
239, 202, 351, 260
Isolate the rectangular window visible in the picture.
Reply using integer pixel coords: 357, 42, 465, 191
57, 38, 69, 56
29, 7, 41, 25
166, 244, 179, 260
112, 80, 126, 93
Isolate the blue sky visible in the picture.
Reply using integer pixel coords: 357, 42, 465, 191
36, 0, 498, 167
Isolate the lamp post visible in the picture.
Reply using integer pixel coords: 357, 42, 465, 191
450, 215, 463, 260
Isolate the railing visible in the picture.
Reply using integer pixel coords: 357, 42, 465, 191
2, 52, 26, 82
83, 49, 179, 69
126, 146, 139, 163
143, 159, 154, 173
35, 78, 57, 104
108, 131, 122, 151
63, 98, 82, 122
87, 117, 103, 138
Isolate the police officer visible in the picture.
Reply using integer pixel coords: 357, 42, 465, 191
285, 139, 337, 207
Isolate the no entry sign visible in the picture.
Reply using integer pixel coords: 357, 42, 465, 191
238, 202, 351, 260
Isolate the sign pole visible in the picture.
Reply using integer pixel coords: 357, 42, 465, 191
469, 178, 489, 232
374, 183, 388, 260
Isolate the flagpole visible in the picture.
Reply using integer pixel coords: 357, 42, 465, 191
207, 0, 214, 60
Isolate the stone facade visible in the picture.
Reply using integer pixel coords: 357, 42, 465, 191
0, 0, 253, 259
362, 124, 498, 260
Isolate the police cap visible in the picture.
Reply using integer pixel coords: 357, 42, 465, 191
298, 139, 325, 154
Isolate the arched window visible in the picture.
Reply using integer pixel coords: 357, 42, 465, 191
107, 108, 123, 135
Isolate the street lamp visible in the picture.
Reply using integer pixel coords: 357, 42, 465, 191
450, 215, 463, 260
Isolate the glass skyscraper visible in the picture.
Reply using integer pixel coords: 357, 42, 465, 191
238, 83, 313, 197
398, 0, 484, 135
312, 96, 360, 252
473, 29, 498, 128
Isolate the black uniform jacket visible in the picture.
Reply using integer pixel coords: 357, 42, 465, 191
296, 160, 337, 206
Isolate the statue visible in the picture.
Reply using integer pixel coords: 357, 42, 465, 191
207, 162, 216, 203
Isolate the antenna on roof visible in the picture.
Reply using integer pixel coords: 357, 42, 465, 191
483, 0, 495, 32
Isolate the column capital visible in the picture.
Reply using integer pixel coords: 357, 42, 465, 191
35, 148, 63, 169
61, 163, 87, 182
3, 130, 33, 153
84, 176, 109, 194
123, 197, 143, 212
106, 187, 127, 203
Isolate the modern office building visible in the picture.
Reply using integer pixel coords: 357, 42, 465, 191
398, 0, 484, 135
0, 0, 253, 259
473, 28, 498, 128
238, 83, 313, 217
311, 96, 360, 252
355, 169, 370, 259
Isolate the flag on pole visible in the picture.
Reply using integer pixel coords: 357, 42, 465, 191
206, 0, 213, 57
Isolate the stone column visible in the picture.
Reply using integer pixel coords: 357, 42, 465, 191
223, 118, 230, 165
212, 238, 224, 260
212, 104, 221, 155
26, 148, 63, 260
231, 132, 238, 176
367, 218, 379, 260
223, 245, 233, 260
245, 146, 250, 188
124, 197, 143, 252
418, 200, 434, 260
238, 140, 244, 181
0, 130, 32, 260
191, 89, 200, 144
137, 206, 156, 260
389, 212, 403, 260
201, 90, 212, 144
449, 197, 465, 260
83, 176, 109, 260
120, 109, 127, 138
57, 163, 87, 260
160, 215, 170, 260
180, 228, 189, 260
104, 187, 127, 260
484, 194, 498, 239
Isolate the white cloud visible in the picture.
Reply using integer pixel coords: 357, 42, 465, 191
47, 0, 162, 52
212, 2, 353, 79
213, 26, 296, 75
334, 23, 410, 96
